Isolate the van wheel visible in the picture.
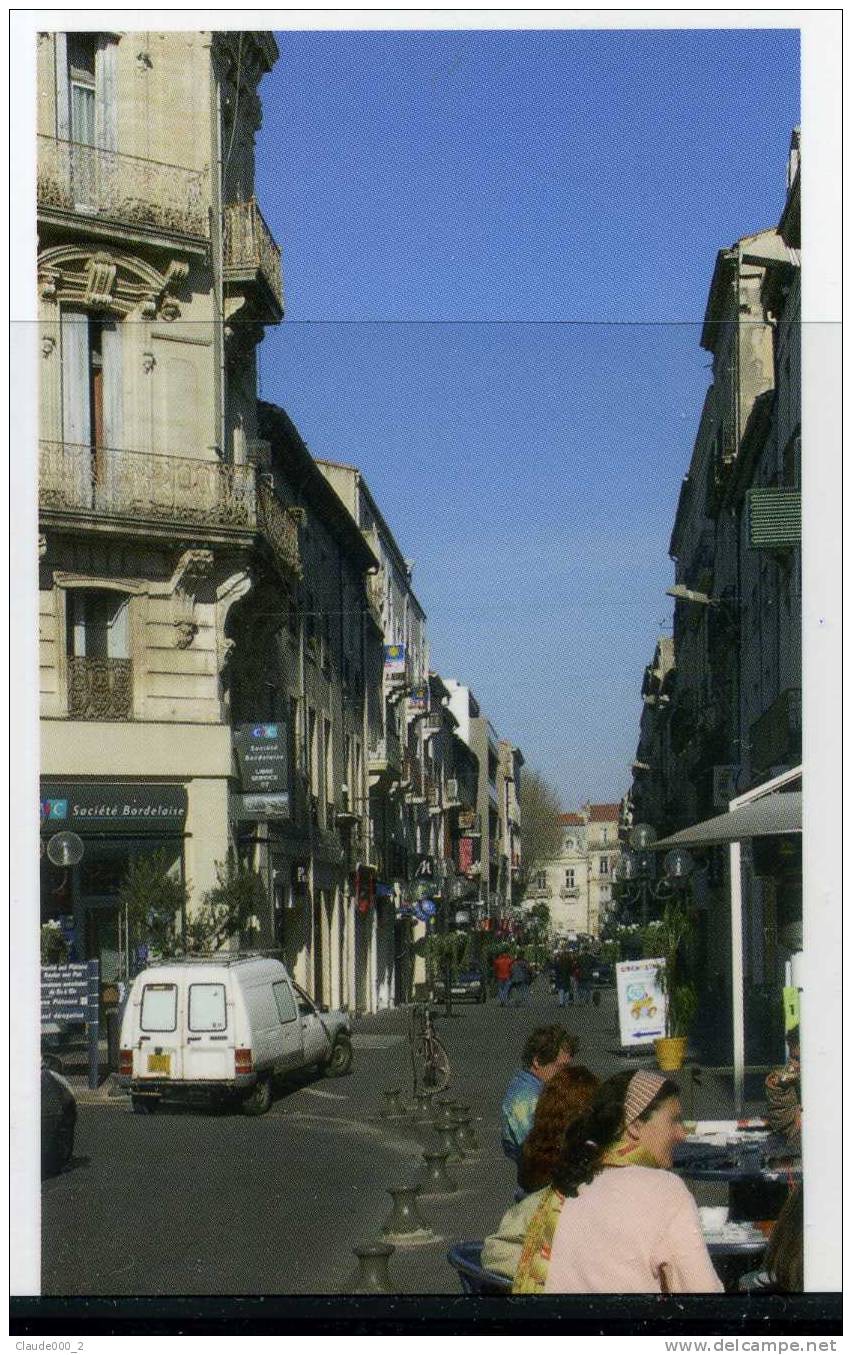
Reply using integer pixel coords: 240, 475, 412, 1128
132, 1096, 158, 1115
324, 1035, 353, 1078
241, 1077, 272, 1116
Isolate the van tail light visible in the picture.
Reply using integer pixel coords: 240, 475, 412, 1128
235, 1048, 253, 1075
119, 1050, 133, 1076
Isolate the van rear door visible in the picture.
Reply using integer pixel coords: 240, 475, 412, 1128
135, 980, 183, 1081
183, 979, 233, 1082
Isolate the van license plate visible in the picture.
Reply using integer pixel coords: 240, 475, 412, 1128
147, 1053, 171, 1075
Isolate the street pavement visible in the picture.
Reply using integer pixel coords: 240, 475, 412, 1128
42, 980, 755, 1296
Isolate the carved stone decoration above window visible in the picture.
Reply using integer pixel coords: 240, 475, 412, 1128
38, 244, 189, 319
86, 254, 118, 307
169, 548, 214, 650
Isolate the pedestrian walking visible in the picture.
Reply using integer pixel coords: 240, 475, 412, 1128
510, 955, 532, 1006
553, 950, 574, 1007
577, 949, 595, 1005
493, 950, 514, 1007
569, 954, 580, 1005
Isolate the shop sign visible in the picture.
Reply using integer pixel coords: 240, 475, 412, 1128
416, 899, 437, 920
233, 722, 289, 795
40, 783, 187, 834
407, 683, 429, 713
615, 959, 666, 1046
383, 644, 407, 679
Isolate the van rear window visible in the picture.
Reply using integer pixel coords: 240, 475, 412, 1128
189, 983, 227, 1032
140, 984, 177, 1032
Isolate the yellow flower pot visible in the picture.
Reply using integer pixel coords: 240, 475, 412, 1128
655, 1036, 688, 1071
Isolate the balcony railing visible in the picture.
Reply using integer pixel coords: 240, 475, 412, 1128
223, 198, 283, 316
37, 136, 208, 239
68, 657, 132, 721
40, 440, 256, 531
257, 481, 302, 578
39, 442, 301, 576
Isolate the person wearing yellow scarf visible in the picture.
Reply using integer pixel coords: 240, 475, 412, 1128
513, 1070, 721, 1294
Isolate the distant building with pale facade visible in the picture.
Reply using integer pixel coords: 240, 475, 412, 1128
523, 803, 623, 939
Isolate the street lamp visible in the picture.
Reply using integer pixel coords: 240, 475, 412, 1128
614, 828, 695, 928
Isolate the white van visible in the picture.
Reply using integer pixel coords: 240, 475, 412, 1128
118, 956, 353, 1115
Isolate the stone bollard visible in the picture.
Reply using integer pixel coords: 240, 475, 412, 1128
433, 1097, 457, 1130
432, 1121, 465, 1163
350, 1241, 395, 1293
451, 1108, 481, 1158
410, 1090, 435, 1122
380, 1087, 407, 1119
381, 1185, 438, 1246
418, 1148, 458, 1197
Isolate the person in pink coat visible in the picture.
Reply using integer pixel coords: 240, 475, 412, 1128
513, 1069, 723, 1294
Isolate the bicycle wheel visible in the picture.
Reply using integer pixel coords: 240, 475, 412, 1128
423, 1034, 451, 1092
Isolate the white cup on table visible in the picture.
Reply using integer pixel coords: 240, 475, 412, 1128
699, 1206, 730, 1232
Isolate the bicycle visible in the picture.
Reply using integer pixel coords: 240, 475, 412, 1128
408, 1002, 451, 1094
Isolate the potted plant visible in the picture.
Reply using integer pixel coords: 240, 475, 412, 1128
651, 899, 697, 1071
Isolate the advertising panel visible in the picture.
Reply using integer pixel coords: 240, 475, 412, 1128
383, 643, 407, 678
615, 958, 667, 1046
233, 723, 289, 818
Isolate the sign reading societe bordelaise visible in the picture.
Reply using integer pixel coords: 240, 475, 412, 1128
230, 720, 291, 813
40, 783, 188, 834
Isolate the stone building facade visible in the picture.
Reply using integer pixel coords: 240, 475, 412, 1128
37, 30, 284, 981
627, 133, 802, 1061
523, 803, 622, 940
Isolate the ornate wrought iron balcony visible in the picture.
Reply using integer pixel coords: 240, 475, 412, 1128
68, 656, 132, 721
223, 198, 283, 321
257, 481, 302, 578
37, 136, 209, 241
39, 442, 301, 577
40, 441, 256, 533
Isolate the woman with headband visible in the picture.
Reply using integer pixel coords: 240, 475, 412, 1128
513, 1069, 723, 1293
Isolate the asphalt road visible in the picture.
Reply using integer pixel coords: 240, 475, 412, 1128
42, 982, 741, 1296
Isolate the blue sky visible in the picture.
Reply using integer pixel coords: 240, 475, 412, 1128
254, 27, 800, 805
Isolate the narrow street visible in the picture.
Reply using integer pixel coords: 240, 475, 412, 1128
43, 983, 748, 1296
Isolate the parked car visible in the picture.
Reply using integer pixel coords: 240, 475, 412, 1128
591, 961, 614, 987
118, 956, 353, 1116
41, 1060, 77, 1177
433, 966, 486, 1003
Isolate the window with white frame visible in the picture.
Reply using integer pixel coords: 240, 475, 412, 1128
599, 856, 609, 876
535, 870, 547, 891
564, 868, 575, 889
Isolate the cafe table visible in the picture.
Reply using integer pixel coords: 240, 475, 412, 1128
674, 1120, 802, 1187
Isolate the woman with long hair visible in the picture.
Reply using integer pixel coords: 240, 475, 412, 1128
518, 1065, 600, 1193
513, 1069, 722, 1294
482, 1066, 599, 1279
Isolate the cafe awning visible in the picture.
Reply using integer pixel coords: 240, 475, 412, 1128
652, 790, 801, 850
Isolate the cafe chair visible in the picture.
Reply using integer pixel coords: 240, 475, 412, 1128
446, 1242, 513, 1295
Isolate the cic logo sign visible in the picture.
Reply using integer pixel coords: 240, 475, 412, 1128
251, 725, 279, 739
40, 798, 69, 823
